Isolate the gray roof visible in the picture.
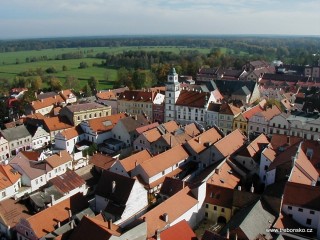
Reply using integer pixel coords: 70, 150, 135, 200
221, 200, 275, 240
233, 86, 251, 96
120, 115, 150, 133
65, 102, 106, 113
0, 125, 31, 141
29, 185, 64, 209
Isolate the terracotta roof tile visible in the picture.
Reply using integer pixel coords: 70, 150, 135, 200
59, 89, 75, 101
85, 113, 127, 133
161, 121, 179, 134
31, 95, 64, 111
96, 91, 117, 100
24, 193, 88, 239
206, 161, 242, 189
213, 129, 247, 158
159, 220, 197, 240
186, 127, 223, 154
43, 116, 73, 131
261, 147, 277, 162
283, 182, 320, 211
205, 184, 234, 208
243, 104, 264, 119
120, 149, 152, 173
65, 102, 106, 113
118, 90, 156, 103
256, 105, 281, 121
159, 177, 185, 198
59, 126, 83, 140
140, 187, 198, 238
142, 128, 162, 143
184, 123, 201, 138
0, 165, 21, 190
90, 153, 117, 170
176, 90, 211, 108
238, 133, 269, 159
219, 103, 241, 116
45, 150, 72, 169
136, 122, 159, 134
139, 145, 190, 178
270, 134, 302, 152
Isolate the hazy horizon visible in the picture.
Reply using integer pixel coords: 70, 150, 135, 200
1, 0, 320, 39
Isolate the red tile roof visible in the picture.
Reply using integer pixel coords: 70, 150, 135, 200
31, 95, 64, 111
159, 220, 197, 240
161, 121, 179, 134
0, 165, 21, 190
118, 90, 156, 103
176, 90, 211, 108
45, 150, 72, 169
59, 126, 83, 140
219, 103, 241, 116
136, 122, 159, 134
283, 182, 320, 211
59, 89, 75, 101
238, 133, 269, 159
205, 184, 234, 208
120, 150, 153, 173
23, 193, 88, 239
139, 145, 189, 178
90, 153, 117, 170
184, 123, 201, 137
213, 129, 247, 158
96, 91, 117, 100
86, 113, 127, 133
140, 187, 198, 238
43, 116, 73, 131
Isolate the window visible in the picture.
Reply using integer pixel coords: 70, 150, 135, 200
205, 212, 208, 217
310, 210, 315, 215
306, 218, 312, 225
298, 208, 303, 212
264, 165, 268, 171
213, 206, 217, 211
221, 208, 225, 212
205, 204, 208, 208
288, 206, 292, 210
1, 192, 6, 198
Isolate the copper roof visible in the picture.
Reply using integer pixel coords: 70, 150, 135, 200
49, 170, 85, 194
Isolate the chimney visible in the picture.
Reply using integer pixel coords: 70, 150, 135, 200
237, 186, 241, 191
135, 160, 138, 167
112, 181, 116, 193
226, 228, 230, 239
70, 221, 74, 229
287, 136, 290, 145
107, 219, 113, 230
50, 194, 55, 205
215, 168, 220, 174
235, 234, 238, 240
250, 184, 254, 193
59, 151, 62, 157
156, 229, 161, 240
68, 209, 72, 220
170, 135, 173, 148
135, 115, 138, 120
57, 221, 61, 228
198, 136, 201, 144
162, 213, 169, 223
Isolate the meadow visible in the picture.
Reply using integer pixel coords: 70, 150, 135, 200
0, 46, 215, 91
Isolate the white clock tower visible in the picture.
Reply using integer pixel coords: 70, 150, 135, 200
165, 67, 180, 122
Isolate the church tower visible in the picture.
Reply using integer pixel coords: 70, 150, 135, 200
165, 67, 180, 122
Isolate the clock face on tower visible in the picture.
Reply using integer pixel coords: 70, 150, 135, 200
169, 76, 173, 81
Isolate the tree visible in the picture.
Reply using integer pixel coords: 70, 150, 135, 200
83, 84, 92, 97
79, 62, 88, 69
64, 75, 79, 90
88, 76, 98, 94
62, 65, 68, 71
30, 76, 42, 91
49, 77, 62, 91
45, 66, 57, 74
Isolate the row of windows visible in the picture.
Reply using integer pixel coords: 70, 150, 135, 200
205, 204, 225, 212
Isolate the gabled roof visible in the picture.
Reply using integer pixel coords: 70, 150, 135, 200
90, 153, 117, 170
221, 200, 275, 240
184, 123, 201, 138
261, 147, 277, 162
95, 171, 135, 205
85, 113, 127, 134
186, 127, 223, 154
237, 133, 269, 160
213, 129, 247, 158
45, 150, 72, 169
0, 198, 32, 228
23, 193, 88, 239
233, 86, 251, 96
159, 177, 185, 198
120, 150, 152, 173
43, 116, 73, 132
214, 80, 257, 97
159, 220, 197, 240
176, 90, 211, 108
118, 90, 156, 103
58, 125, 83, 140
140, 187, 198, 238
219, 103, 241, 116
160, 121, 179, 134
69, 214, 121, 240
96, 90, 117, 100
49, 170, 85, 194
136, 122, 159, 134
118, 114, 150, 133
243, 104, 264, 120
256, 105, 281, 121
283, 182, 320, 211
31, 95, 64, 111
59, 89, 75, 101
0, 125, 31, 142
139, 145, 189, 178
142, 128, 162, 143
0, 164, 21, 190
205, 184, 234, 208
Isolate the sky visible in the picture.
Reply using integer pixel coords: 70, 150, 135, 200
1, 0, 320, 39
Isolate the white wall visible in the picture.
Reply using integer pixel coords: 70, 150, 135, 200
266, 169, 276, 186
